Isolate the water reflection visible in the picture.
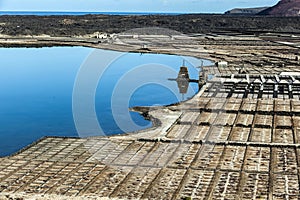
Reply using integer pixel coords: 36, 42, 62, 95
0, 47, 210, 156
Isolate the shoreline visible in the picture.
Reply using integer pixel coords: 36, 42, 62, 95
0, 36, 211, 158
0, 34, 215, 61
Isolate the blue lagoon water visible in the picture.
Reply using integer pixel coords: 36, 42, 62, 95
0, 46, 209, 157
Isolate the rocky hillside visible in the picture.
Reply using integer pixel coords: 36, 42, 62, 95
258, 0, 300, 16
225, 7, 269, 15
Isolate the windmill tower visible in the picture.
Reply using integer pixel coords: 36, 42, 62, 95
176, 60, 189, 100
199, 60, 207, 87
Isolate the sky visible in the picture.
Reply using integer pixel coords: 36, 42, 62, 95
0, 0, 279, 13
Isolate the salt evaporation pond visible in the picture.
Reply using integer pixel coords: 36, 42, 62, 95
0, 47, 211, 156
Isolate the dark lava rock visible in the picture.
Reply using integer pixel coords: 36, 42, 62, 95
0, 14, 300, 37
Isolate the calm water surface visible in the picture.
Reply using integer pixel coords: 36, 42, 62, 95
0, 47, 210, 156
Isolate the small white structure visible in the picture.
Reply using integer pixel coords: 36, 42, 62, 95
96, 33, 108, 39
84, 32, 108, 39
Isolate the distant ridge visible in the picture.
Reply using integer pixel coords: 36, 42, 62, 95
225, 7, 269, 15
258, 0, 300, 16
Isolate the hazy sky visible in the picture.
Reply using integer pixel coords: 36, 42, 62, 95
0, 0, 279, 13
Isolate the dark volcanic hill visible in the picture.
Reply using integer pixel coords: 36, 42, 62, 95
225, 7, 269, 15
258, 0, 300, 16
